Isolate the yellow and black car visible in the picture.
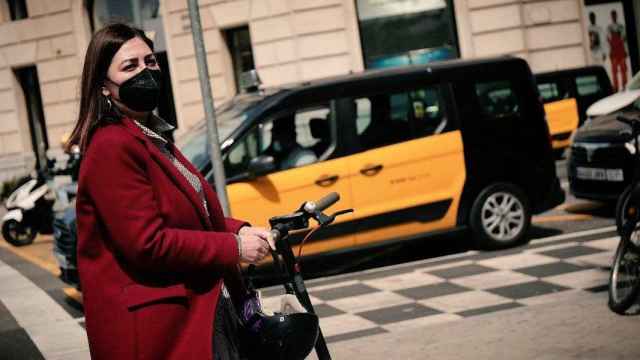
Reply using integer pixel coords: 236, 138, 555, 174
181, 56, 565, 253
535, 66, 613, 153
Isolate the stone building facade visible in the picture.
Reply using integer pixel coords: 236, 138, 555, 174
0, 0, 633, 181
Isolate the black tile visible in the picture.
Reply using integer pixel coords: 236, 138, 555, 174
0, 328, 45, 360
514, 262, 589, 278
0, 247, 25, 267
325, 327, 388, 343
0, 299, 20, 333
46, 288, 84, 319
395, 282, 469, 300
311, 283, 380, 301
428, 264, 498, 279
458, 302, 524, 317
585, 284, 609, 293
538, 245, 605, 259
487, 281, 570, 300
357, 303, 441, 325
312, 303, 344, 318
7, 258, 66, 292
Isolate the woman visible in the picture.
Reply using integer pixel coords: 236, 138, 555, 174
68, 23, 270, 359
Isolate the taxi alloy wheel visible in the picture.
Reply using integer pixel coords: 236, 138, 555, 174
470, 183, 531, 250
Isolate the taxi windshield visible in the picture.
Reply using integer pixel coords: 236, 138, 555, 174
179, 95, 262, 170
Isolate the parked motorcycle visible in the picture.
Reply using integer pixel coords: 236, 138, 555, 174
1, 161, 56, 246
1, 146, 80, 247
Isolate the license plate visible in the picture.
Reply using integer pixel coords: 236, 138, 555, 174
576, 167, 624, 182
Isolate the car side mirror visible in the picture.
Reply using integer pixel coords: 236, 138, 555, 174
247, 155, 275, 178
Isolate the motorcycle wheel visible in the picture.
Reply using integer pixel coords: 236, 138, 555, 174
608, 232, 640, 314
2, 219, 36, 246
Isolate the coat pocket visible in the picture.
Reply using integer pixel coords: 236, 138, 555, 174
122, 283, 188, 310
123, 284, 191, 359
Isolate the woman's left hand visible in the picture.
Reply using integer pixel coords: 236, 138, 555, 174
238, 226, 270, 242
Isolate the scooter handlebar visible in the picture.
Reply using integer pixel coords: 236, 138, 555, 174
304, 192, 340, 214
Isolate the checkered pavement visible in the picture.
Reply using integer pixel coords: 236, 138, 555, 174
0, 226, 621, 358
260, 229, 618, 344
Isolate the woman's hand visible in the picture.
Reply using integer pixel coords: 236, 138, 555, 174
238, 226, 270, 241
238, 226, 271, 264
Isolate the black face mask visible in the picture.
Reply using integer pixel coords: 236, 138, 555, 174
108, 68, 162, 112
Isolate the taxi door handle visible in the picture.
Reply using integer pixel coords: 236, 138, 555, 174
360, 164, 383, 176
315, 175, 339, 187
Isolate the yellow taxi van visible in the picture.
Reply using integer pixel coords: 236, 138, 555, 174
182, 56, 565, 253
535, 66, 613, 153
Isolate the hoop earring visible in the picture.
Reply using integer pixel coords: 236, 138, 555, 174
104, 96, 112, 112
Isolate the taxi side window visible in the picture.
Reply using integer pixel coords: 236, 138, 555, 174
355, 85, 447, 151
575, 75, 601, 96
475, 80, 520, 118
538, 82, 566, 103
223, 104, 333, 179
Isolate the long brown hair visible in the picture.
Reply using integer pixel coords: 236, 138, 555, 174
66, 23, 153, 153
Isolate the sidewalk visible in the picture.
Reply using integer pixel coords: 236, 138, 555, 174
0, 246, 88, 360
0, 225, 634, 359
329, 290, 639, 360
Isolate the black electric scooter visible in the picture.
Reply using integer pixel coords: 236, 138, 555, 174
256, 192, 352, 360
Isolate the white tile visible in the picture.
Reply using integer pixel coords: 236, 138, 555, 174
419, 291, 512, 313
382, 313, 462, 333
363, 272, 443, 291
477, 253, 558, 270
27, 320, 89, 359
420, 260, 475, 272
451, 270, 537, 290
568, 252, 615, 269
0, 259, 88, 359
526, 242, 579, 254
544, 269, 609, 290
308, 279, 360, 292
584, 237, 620, 251
327, 291, 413, 313
318, 313, 378, 337
517, 289, 583, 306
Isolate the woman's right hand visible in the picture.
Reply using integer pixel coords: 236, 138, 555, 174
238, 234, 270, 264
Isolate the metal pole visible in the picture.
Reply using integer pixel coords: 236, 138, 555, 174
186, 0, 231, 215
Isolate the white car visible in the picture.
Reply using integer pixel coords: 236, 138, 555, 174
586, 71, 640, 118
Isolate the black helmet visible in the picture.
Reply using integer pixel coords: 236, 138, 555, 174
242, 312, 319, 360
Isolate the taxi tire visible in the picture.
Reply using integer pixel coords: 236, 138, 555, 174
470, 183, 531, 250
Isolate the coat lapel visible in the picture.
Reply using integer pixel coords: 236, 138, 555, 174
170, 142, 227, 227
121, 118, 214, 230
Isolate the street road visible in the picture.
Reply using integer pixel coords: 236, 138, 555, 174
0, 158, 636, 359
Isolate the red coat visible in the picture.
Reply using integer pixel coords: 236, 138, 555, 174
76, 117, 247, 359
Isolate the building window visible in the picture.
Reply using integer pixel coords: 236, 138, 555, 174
224, 26, 256, 93
89, 0, 159, 31
14, 66, 48, 171
355, 0, 458, 69
7, 0, 27, 21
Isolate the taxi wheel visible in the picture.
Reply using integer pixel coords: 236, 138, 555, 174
470, 183, 531, 250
